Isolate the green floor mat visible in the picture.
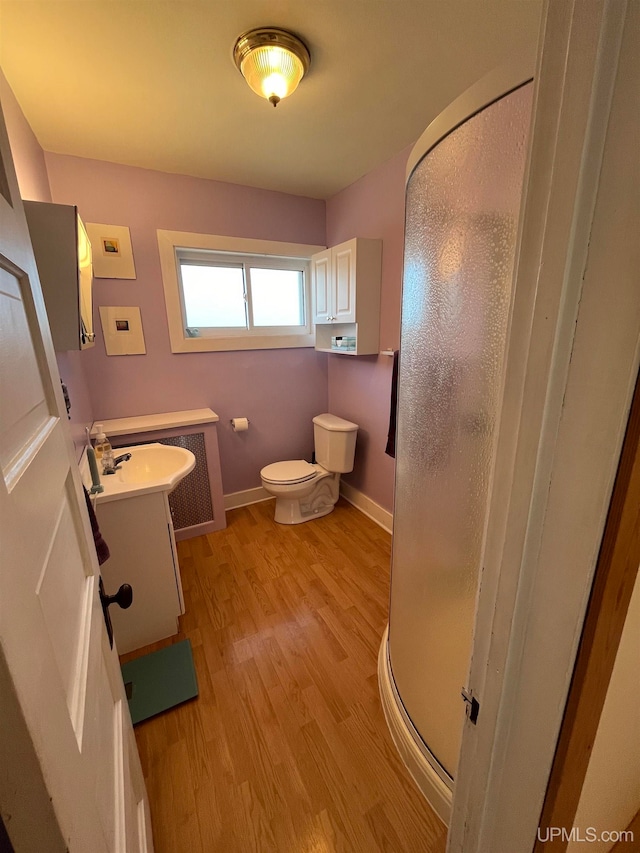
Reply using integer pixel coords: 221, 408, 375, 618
121, 639, 199, 725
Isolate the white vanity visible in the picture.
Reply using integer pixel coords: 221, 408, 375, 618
83, 408, 224, 654
90, 442, 194, 655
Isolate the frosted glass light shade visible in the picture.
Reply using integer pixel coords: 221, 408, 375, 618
234, 28, 310, 107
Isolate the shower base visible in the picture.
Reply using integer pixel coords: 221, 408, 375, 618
378, 626, 453, 825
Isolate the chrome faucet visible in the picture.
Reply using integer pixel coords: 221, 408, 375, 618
102, 452, 132, 475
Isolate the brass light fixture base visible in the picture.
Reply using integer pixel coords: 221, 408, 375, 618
233, 27, 311, 107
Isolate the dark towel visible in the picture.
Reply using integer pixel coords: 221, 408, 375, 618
385, 350, 400, 458
83, 485, 110, 565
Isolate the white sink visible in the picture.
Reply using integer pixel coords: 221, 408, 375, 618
87, 443, 195, 503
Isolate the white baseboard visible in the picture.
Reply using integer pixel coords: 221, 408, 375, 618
224, 486, 272, 510
339, 480, 393, 534
223, 481, 394, 534
378, 626, 453, 825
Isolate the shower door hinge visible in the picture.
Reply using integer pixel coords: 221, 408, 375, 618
461, 686, 480, 725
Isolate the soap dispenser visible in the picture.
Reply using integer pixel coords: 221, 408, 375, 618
94, 424, 110, 459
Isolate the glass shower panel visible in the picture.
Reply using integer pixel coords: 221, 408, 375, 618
389, 83, 533, 781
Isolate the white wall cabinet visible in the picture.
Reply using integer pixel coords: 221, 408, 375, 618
312, 237, 382, 355
96, 490, 183, 654
24, 201, 95, 351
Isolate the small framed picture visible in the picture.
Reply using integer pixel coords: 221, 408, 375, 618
87, 223, 136, 279
100, 306, 146, 355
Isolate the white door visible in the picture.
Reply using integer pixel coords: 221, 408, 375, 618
0, 102, 151, 851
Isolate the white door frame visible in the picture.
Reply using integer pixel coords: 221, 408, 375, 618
449, 1, 639, 850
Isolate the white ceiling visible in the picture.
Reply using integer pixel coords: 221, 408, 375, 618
0, 1, 542, 199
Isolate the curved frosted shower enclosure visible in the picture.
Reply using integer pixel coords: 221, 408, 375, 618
379, 71, 533, 821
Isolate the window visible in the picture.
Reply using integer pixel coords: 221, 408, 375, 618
158, 230, 323, 353
178, 252, 306, 335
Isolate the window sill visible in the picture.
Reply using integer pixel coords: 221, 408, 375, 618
170, 332, 316, 353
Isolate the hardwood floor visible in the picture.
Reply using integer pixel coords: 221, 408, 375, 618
123, 498, 447, 852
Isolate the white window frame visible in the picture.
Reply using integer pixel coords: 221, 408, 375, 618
158, 229, 325, 353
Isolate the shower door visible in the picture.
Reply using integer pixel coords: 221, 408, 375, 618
388, 82, 533, 782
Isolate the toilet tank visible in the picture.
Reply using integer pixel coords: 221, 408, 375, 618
312, 413, 359, 473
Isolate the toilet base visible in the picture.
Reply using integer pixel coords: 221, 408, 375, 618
273, 497, 336, 525
269, 472, 341, 525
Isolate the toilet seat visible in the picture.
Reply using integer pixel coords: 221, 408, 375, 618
260, 460, 317, 485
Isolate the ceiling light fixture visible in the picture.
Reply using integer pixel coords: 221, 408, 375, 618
233, 27, 310, 108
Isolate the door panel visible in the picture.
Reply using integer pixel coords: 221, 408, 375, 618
0, 265, 55, 486
124, 718, 147, 853
36, 481, 94, 735
312, 249, 331, 322
333, 242, 355, 321
0, 94, 151, 851
94, 648, 120, 850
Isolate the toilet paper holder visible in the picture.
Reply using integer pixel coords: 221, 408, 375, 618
230, 417, 250, 432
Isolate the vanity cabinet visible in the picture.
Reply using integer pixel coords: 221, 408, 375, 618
312, 237, 382, 355
96, 490, 183, 654
24, 200, 94, 351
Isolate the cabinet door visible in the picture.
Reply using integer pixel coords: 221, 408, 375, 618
332, 240, 357, 322
96, 492, 181, 654
23, 201, 95, 351
312, 248, 332, 323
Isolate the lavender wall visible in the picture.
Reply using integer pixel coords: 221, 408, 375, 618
0, 69, 51, 203
325, 146, 410, 512
1, 71, 95, 460
45, 153, 328, 494
55, 350, 95, 457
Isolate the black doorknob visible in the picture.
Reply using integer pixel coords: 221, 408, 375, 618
101, 582, 133, 610
99, 577, 133, 648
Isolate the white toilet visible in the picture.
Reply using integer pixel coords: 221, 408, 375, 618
260, 413, 359, 525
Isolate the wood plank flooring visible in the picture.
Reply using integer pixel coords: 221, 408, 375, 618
122, 498, 447, 852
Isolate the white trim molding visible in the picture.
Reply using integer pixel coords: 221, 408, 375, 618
157, 229, 324, 353
224, 486, 272, 511
339, 480, 393, 534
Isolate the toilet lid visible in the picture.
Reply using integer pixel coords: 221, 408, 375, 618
261, 460, 317, 485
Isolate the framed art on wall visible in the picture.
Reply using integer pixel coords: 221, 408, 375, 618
99, 306, 146, 355
87, 222, 137, 279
